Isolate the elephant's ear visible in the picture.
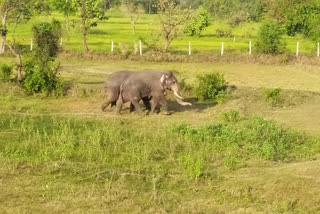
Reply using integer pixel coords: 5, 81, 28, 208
160, 74, 169, 89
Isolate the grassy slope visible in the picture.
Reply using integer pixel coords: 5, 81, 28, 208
7, 10, 317, 55
1, 58, 320, 213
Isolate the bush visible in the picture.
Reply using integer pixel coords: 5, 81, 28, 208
255, 20, 286, 54
216, 28, 233, 37
23, 59, 64, 95
0, 64, 13, 81
194, 72, 227, 101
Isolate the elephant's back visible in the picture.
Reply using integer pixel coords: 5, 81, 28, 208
105, 71, 134, 88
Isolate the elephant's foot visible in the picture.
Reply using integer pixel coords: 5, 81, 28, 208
101, 103, 107, 112
163, 111, 171, 115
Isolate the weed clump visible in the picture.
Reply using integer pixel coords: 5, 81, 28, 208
264, 88, 282, 106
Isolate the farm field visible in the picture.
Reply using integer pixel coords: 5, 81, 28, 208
7, 10, 318, 55
1, 57, 320, 213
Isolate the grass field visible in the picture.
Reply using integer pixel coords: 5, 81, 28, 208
6, 9, 319, 55
1, 55, 320, 213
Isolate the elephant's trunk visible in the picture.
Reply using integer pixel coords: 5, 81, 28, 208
174, 95, 192, 106
172, 86, 192, 106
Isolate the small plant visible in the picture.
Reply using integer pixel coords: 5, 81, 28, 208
119, 42, 129, 56
194, 72, 227, 101
224, 154, 240, 170
0, 64, 13, 81
220, 110, 241, 123
264, 88, 282, 105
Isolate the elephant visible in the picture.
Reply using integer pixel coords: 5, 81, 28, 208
116, 70, 192, 115
101, 71, 151, 112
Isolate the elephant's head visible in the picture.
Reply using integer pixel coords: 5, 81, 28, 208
160, 71, 192, 106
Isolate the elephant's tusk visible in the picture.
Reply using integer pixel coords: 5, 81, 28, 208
174, 91, 184, 99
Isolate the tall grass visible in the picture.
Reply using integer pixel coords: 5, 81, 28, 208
1, 112, 319, 178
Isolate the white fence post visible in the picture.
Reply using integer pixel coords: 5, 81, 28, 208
139, 40, 142, 55
188, 41, 191, 55
60, 38, 63, 47
221, 42, 224, 56
30, 39, 33, 51
111, 41, 114, 54
296, 41, 299, 56
249, 41, 252, 55
233, 37, 236, 43
317, 42, 319, 57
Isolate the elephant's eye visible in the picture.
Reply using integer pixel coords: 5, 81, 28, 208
173, 80, 176, 83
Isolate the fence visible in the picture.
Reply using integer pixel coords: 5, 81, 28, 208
31, 38, 320, 57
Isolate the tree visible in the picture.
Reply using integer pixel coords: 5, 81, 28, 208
75, 0, 106, 52
121, 0, 142, 35
255, 20, 286, 54
184, 6, 210, 37
156, 0, 191, 52
50, 0, 77, 31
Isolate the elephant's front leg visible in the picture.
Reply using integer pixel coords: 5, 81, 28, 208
159, 98, 170, 115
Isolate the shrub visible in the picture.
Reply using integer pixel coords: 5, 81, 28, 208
23, 59, 64, 95
255, 20, 286, 54
0, 64, 13, 81
216, 28, 233, 37
194, 72, 227, 101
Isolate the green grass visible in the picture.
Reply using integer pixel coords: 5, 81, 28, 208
6, 10, 318, 55
1, 111, 320, 213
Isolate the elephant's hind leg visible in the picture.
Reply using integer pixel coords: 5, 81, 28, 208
131, 99, 144, 115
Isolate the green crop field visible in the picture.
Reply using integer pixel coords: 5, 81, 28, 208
7, 10, 319, 55
1, 8, 320, 213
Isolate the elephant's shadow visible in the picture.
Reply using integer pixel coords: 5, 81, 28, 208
166, 97, 217, 113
